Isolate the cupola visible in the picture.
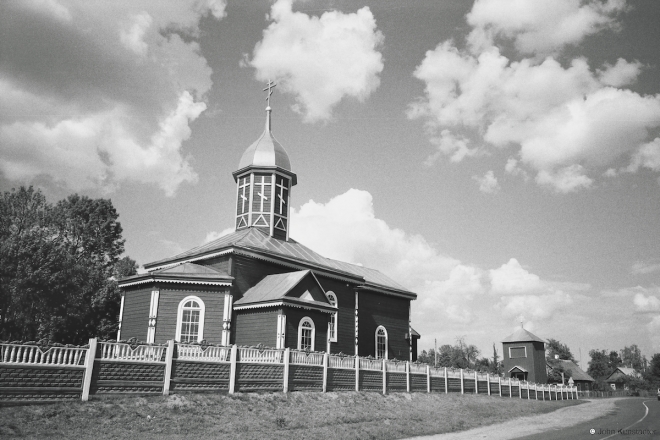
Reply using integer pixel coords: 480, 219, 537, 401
232, 81, 297, 240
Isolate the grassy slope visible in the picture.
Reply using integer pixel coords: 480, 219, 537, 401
0, 392, 581, 440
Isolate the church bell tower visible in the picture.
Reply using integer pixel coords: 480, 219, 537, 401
232, 81, 297, 241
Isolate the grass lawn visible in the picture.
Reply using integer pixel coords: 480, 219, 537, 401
0, 391, 582, 439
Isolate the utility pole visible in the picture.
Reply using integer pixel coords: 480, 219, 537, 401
434, 338, 438, 368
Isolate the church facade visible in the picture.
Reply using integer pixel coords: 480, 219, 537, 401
118, 95, 419, 360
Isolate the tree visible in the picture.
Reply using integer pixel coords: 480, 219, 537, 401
0, 186, 134, 344
492, 343, 501, 375
546, 338, 576, 362
644, 353, 660, 389
608, 351, 622, 371
621, 345, 647, 371
587, 349, 611, 387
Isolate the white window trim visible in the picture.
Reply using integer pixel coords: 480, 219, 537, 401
375, 325, 388, 359
326, 292, 338, 342
508, 346, 527, 359
297, 317, 315, 351
175, 295, 205, 343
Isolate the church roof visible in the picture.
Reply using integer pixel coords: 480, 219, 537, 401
234, 269, 335, 313
118, 262, 233, 287
501, 328, 545, 343
144, 227, 416, 299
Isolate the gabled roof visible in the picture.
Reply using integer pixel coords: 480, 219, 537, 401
605, 367, 642, 381
118, 262, 233, 288
234, 270, 335, 313
144, 227, 416, 299
549, 359, 594, 382
508, 366, 528, 373
502, 328, 545, 344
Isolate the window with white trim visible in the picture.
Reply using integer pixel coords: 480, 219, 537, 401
176, 296, 205, 343
298, 317, 315, 351
327, 292, 338, 342
375, 326, 388, 359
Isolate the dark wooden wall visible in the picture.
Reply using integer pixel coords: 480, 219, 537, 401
502, 341, 547, 384
284, 308, 329, 351
358, 291, 410, 360
121, 285, 152, 341
319, 277, 356, 355
233, 308, 280, 346
155, 285, 227, 344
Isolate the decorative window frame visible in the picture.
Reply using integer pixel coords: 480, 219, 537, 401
175, 296, 206, 343
297, 317, 315, 351
375, 325, 388, 359
508, 346, 527, 359
326, 291, 338, 343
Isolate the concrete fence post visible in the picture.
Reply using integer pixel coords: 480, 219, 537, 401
460, 369, 464, 394
382, 358, 387, 395
163, 340, 174, 396
283, 347, 290, 393
355, 355, 360, 392
474, 371, 478, 394
406, 362, 410, 393
519, 381, 522, 399
229, 345, 237, 394
508, 378, 512, 398
81, 338, 97, 401
487, 373, 491, 396
426, 365, 431, 393
322, 352, 328, 393
527, 382, 530, 400
498, 376, 502, 397
444, 367, 448, 394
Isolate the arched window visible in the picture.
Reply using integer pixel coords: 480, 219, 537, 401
176, 296, 205, 343
375, 326, 388, 359
326, 292, 338, 342
298, 317, 315, 351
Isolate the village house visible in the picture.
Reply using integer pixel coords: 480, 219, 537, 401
605, 367, 641, 390
117, 89, 419, 360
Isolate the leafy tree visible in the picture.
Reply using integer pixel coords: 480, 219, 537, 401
492, 343, 501, 375
587, 349, 611, 385
0, 186, 134, 344
644, 353, 660, 389
621, 345, 647, 371
545, 338, 576, 362
608, 350, 622, 371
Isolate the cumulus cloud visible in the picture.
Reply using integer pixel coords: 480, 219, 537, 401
409, 0, 660, 193
631, 260, 660, 275
633, 292, 660, 312
473, 170, 500, 193
466, 0, 626, 56
0, 0, 226, 195
248, 0, 384, 122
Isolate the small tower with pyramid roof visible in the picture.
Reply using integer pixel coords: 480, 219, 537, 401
232, 81, 297, 240
501, 325, 547, 383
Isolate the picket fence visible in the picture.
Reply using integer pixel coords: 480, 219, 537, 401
0, 339, 578, 403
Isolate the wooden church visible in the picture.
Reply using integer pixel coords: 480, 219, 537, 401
118, 87, 420, 360
501, 327, 547, 384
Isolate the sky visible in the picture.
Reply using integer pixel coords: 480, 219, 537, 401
2, 0, 660, 368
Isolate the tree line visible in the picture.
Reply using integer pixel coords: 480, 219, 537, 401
0, 186, 136, 345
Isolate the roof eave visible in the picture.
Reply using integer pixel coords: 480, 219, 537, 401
232, 165, 297, 185
119, 274, 233, 288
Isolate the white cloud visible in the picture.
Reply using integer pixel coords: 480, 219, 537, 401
466, 0, 626, 56
203, 227, 234, 244
473, 170, 500, 193
425, 130, 478, 165
633, 292, 660, 312
0, 1, 224, 195
409, 0, 660, 193
499, 291, 573, 322
249, 0, 383, 122
490, 258, 542, 295
631, 260, 660, 275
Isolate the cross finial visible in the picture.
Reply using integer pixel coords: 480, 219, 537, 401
263, 80, 277, 108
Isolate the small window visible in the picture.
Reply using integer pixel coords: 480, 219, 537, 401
327, 292, 338, 342
176, 296, 205, 343
375, 326, 388, 359
298, 317, 315, 351
509, 346, 527, 359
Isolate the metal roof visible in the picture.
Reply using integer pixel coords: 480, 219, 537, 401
144, 227, 416, 298
501, 328, 545, 343
118, 262, 233, 287
238, 111, 292, 172
234, 270, 315, 304
552, 360, 595, 382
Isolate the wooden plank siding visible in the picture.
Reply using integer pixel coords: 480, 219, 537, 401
357, 291, 410, 359
317, 277, 356, 355
155, 285, 227, 345
203, 254, 231, 275
233, 308, 280, 347
120, 286, 152, 341
229, 254, 292, 302
284, 308, 328, 351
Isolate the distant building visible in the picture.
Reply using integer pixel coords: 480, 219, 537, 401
605, 367, 641, 390
502, 327, 547, 384
547, 358, 594, 391
117, 90, 419, 360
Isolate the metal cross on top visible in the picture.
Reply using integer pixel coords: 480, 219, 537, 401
263, 80, 277, 107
